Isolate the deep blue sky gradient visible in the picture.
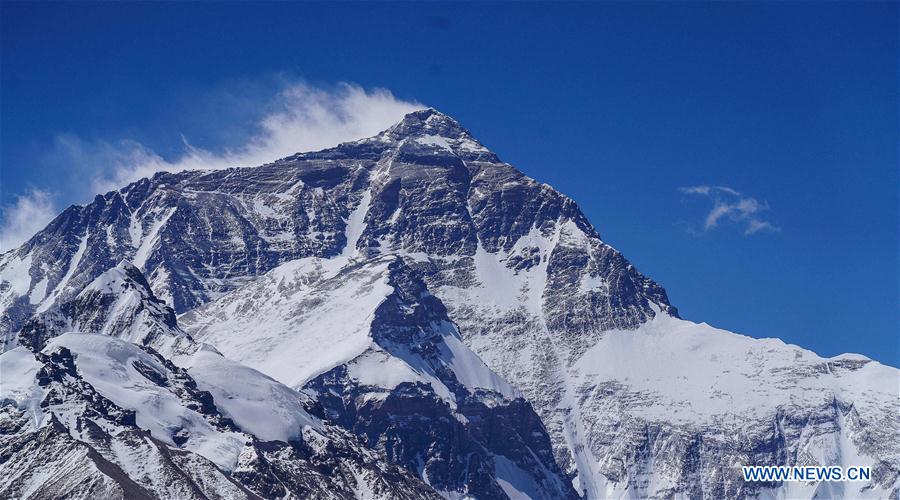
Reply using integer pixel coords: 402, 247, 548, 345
2, 2, 897, 365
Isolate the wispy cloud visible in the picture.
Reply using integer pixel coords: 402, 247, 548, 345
1, 80, 423, 251
72, 81, 422, 194
679, 185, 779, 236
0, 189, 57, 250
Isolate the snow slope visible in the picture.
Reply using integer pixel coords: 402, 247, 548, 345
184, 346, 321, 443
182, 254, 576, 498
181, 256, 517, 401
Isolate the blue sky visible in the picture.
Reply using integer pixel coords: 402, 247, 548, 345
2, 2, 897, 365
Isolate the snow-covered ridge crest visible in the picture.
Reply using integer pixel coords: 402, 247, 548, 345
575, 309, 897, 424
45, 333, 248, 471
562, 310, 900, 498
0, 341, 257, 499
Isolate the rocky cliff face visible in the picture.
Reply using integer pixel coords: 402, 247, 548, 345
1, 108, 897, 499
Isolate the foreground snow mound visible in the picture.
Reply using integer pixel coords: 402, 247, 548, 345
0, 339, 251, 499
184, 347, 321, 443
182, 255, 578, 499
0, 333, 439, 499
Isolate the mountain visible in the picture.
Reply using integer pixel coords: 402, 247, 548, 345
1, 108, 897, 499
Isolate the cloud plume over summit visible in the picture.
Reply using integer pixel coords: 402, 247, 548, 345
0, 81, 422, 251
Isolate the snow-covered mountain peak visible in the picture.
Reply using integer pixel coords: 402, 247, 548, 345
81, 260, 157, 296
365, 107, 495, 160
16, 261, 192, 356
386, 108, 469, 139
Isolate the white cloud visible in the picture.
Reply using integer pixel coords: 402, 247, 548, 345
1, 80, 423, 251
0, 189, 58, 250
679, 185, 740, 197
85, 81, 423, 193
679, 185, 779, 236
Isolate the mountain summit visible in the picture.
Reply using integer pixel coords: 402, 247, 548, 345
377, 107, 493, 155
1, 109, 897, 499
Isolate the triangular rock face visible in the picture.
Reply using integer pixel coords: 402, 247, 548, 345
1, 108, 897, 498
181, 255, 578, 499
